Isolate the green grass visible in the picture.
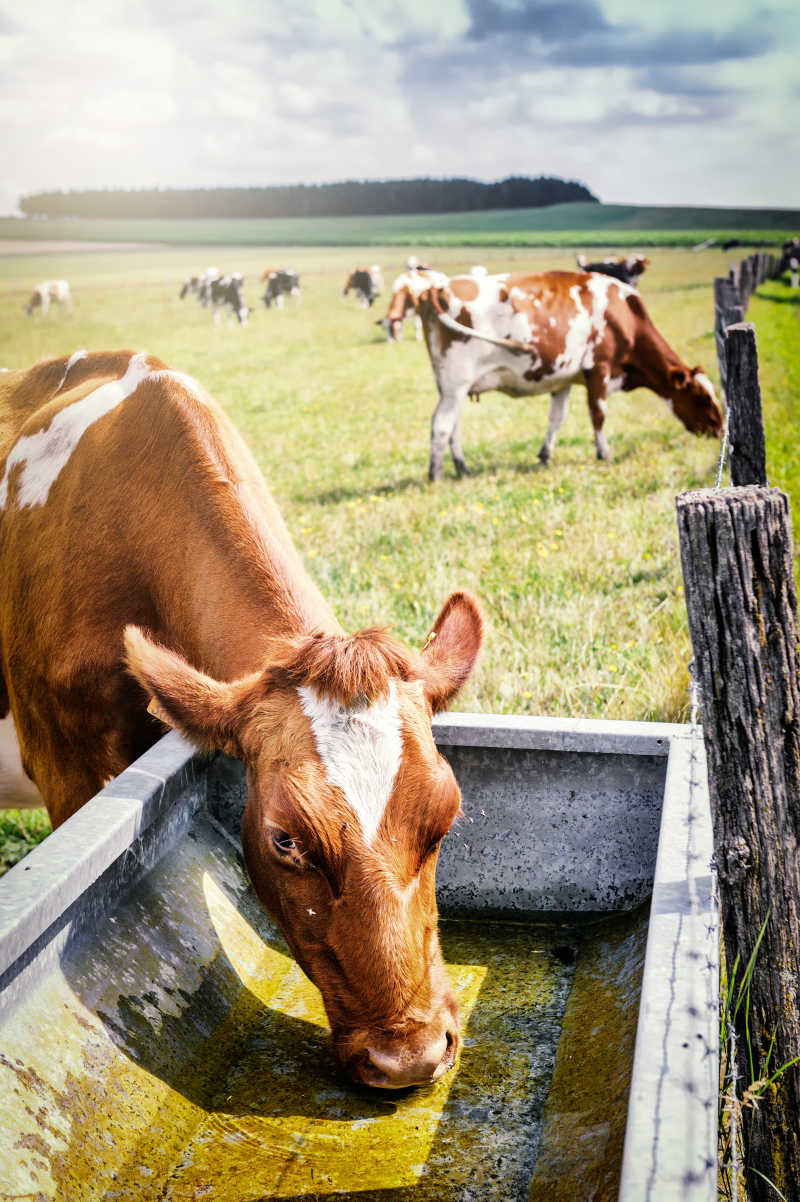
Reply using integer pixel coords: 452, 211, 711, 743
0, 809, 52, 876
0, 241, 798, 868
2, 201, 798, 248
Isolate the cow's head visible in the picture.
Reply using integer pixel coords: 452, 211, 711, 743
667, 365, 724, 437
377, 285, 415, 342
24, 291, 41, 316
124, 591, 482, 1089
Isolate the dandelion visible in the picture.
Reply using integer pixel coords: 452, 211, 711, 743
523, 691, 532, 700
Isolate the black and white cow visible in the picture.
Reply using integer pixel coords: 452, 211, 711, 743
575, 254, 649, 288
780, 238, 800, 287
343, 265, 383, 308
180, 267, 220, 303
209, 273, 249, 325
262, 269, 301, 309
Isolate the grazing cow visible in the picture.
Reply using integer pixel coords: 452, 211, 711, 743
343, 265, 383, 308
262, 269, 301, 309
576, 254, 650, 287
0, 349, 483, 1088
390, 270, 722, 480
208, 273, 249, 325
378, 267, 442, 342
179, 268, 221, 305
780, 237, 800, 287
24, 280, 72, 317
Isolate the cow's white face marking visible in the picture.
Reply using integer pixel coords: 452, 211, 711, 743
0, 352, 151, 511
297, 682, 402, 846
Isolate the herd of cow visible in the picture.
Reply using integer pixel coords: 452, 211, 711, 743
178, 266, 301, 325
2, 238, 793, 1089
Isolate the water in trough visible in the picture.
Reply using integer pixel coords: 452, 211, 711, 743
0, 812, 646, 1200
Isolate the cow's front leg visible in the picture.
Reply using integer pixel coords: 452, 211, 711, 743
584, 367, 611, 459
538, 386, 571, 464
429, 389, 467, 482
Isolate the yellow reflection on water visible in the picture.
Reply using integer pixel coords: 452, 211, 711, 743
198, 871, 488, 1197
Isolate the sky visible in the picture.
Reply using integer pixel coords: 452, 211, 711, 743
1, 0, 798, 217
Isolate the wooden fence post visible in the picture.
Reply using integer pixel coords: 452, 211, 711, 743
676, 486, 800, 1201
725, 323, 767, 487
714, 278, 745, 391
739, 257, 752, 309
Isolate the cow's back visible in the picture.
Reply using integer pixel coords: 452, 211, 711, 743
0, 349, 331, 819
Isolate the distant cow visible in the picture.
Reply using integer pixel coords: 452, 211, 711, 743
388, 269, 722, 479
209, 273, 249, 325
179, 268, 220, 301
378, 267, 440, 342
780, 238, 800, 287
576, 254, 649, 287
24, 280, 72, 317
262, 269, 301, 309
343, 265, 383, 308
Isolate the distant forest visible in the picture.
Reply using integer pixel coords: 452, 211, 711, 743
19, 176, 598, 219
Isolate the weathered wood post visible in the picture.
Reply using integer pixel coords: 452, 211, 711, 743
714, 278, 745, 392
725, 323, 767, 487
739, 257, 753, 309
676, 486, 800, 1200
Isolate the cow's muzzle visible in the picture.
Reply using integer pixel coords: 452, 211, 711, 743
336, 1007, 460, 1090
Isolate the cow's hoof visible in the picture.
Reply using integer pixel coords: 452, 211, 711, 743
538, 447, 551, 465
428, 468, 443, 483
454, 461, 471, 479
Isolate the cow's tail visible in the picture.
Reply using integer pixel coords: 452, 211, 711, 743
436, 310, 532, 354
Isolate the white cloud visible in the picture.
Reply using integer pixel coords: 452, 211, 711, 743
0, 0, 796, 214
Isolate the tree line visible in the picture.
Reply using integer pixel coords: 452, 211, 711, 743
19, 176, 598, 220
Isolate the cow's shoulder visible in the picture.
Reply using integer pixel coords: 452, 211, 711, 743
0, 351, 229, 513
1, 351, 142, 462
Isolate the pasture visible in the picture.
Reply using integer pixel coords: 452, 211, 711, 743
2, 201, 799, 249
0, 241, 797, 851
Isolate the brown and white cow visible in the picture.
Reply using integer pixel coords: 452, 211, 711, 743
24, 280, 72, 317
392, 269, 723, 480
378, 267, 440, 342
0, 350, 483, 1089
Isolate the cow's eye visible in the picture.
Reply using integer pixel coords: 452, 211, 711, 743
272, 830, 297, 855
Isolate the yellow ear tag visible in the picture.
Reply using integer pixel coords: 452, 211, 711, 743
422, 630, 437, 652
147, 696, 174, 727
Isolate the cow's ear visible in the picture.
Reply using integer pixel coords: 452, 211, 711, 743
669, 367, 691, 390
124, 626, 253, 757
419, 592, 483, 713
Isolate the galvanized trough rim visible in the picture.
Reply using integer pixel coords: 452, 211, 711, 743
0, 715, 718, 1201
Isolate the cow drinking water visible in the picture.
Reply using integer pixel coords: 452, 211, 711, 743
390, 269, 722, 479
0, 350, 483, 1088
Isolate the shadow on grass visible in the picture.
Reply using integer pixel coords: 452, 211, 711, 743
756, 290, 800, 306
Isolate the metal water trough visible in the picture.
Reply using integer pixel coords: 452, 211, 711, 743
0, 715, 718, 1201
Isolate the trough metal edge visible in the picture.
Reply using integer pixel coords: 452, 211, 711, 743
0, 730, 203, 981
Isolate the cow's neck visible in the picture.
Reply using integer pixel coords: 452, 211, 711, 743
628, 323, 688, 396
153, 433, 340, 682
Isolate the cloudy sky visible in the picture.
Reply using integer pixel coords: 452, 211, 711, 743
1, 0, 798, 216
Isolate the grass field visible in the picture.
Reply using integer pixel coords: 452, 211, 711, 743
0, 240, 798, 865
2, 200, 799, 249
